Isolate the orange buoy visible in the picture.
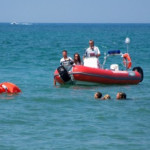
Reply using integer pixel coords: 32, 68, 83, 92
0, 82, 21, 94
123, 53, 132, 69
0, 86, 6, 93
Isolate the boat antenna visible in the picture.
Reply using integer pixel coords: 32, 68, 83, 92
125, 37, 130, 53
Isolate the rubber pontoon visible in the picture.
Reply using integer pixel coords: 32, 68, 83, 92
54, 50, 143, 85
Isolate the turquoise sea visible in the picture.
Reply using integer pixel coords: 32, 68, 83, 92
0, 23, 150, 150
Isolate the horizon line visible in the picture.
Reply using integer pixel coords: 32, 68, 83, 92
0, 22, 150, 24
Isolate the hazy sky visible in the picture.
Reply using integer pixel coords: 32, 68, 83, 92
0, 0, 150, 23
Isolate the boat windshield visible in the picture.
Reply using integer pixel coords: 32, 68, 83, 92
102, 50, 124, 70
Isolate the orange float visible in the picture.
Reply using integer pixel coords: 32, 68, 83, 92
123, 53, 132, 69
0, 82, 21, 94
0, 86, 6, 93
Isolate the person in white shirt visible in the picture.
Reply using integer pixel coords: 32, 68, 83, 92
54, 50, 73, 86
84, 40, 101, 58
60, 50, 73, 70
83, 40, 101, 68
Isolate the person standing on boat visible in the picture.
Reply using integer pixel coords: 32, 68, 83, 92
60, 50, 73, 70
84, 40, 101, 68
84, 40, 101, 58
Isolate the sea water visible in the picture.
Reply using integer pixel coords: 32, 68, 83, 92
0, 23, 150, 150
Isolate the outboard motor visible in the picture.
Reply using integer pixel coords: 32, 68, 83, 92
132, 66, 144, 82
57, 66, 71, 83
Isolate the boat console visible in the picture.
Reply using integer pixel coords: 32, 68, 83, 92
83, 57, 100, 68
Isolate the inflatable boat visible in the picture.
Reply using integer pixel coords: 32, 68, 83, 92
54, 50, 143, 85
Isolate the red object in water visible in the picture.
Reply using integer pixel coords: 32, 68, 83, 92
54, 65, 142, 85
0, 82, 21, 94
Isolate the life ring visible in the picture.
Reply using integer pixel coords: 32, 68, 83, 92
0, 82, 21, 94
123, 53, 132, 69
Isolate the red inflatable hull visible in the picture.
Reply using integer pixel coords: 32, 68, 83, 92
54, 65, 142, 85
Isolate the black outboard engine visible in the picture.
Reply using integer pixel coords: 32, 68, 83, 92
132, 66, 144, 82
57, 66, 71, 83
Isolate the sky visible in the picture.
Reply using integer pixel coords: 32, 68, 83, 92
0, 0, 150, 23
